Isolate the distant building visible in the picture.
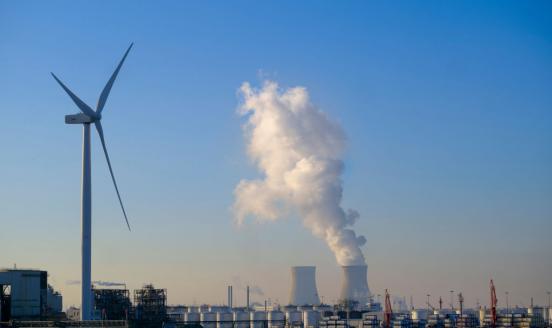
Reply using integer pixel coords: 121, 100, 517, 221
47, 284, 63, 314
66, 306, 80, 321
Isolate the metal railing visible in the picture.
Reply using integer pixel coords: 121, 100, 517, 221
0, 321, 127, 328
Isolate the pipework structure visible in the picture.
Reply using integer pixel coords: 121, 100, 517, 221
133, 284, 167, 328
93, 288, 131, 321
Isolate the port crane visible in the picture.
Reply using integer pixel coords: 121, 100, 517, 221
490, 280, 497, 328
384, 289, 393, 328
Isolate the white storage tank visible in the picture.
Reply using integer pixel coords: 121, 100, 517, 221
478, 308, 485, 322
185, 312, 200, 323
286, 310, 302, 326
303, 310, 320, 328
211, 305, 230, 313
201, 312, 217, 328
234, 311, 250, 328
218, 311, 233, 328
268, 310, 285, 328
250, 311, 267, 328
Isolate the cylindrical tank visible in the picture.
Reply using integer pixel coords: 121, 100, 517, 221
217, 312, 233, 328
479, 308, 486, 326
185, 312, 200, 324
201, 312, 217, 328
268, 311, 285, 328
250, 311, 267, 328
286, 310, 302, 326
234, 311, 250, 328
210, 306, 228, 313
298, 305, 313, 312
303, 310, 320, 328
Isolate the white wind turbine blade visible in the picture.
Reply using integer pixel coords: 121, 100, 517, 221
51, 73, 98, 119
94, 120, 131, 231
96, 43, 134, 114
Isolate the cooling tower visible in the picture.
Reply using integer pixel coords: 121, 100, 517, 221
289, 266, 320, 305
339, 265, 371, 305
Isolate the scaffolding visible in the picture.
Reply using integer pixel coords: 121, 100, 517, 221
132, 284, 166, 328
93, 288, 131, 321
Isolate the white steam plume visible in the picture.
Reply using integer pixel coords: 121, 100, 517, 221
233, 81, 366, 266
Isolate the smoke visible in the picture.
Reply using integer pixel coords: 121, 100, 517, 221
232, 276, 265, 296
233, 81, 366, 266
93, 280, 126, 287
66, 280, 126, 287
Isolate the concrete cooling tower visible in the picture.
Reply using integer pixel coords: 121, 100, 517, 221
339, 265, 371, 305
289, 266, 320, 305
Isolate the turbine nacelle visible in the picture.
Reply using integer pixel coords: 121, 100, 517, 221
65, 113, 96, 124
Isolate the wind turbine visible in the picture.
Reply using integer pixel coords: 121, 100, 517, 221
51, 43, 133, 320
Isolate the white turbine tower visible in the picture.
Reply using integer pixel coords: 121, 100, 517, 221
51, 43, 133, 320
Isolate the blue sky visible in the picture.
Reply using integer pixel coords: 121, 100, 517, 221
0, 1, 551, 309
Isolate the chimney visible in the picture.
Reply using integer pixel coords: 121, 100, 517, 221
247, 286, 250, 310
289, 266, 320, 305
339, 265, 371, 305
228, 286, 233, 309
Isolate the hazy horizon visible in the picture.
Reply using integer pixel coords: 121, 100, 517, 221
1, 1, 550, 310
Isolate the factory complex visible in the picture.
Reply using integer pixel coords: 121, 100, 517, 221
1, 267, 551, 328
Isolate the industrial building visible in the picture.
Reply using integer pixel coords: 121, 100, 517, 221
0, 268, 62, 320
93, 288, 132, 320
132, 284, 167, 328
1, 265, 550, 328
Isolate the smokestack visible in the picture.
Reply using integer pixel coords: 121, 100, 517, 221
289, 266, 320, 305
340, 265, 371, 305
228, 286, 233, 309
247, 286, 250, 310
